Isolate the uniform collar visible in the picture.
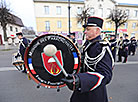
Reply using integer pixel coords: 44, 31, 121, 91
88, 35, 101, 42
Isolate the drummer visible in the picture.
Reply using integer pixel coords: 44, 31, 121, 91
15, 32, 30, 73
61, 17, 114, 102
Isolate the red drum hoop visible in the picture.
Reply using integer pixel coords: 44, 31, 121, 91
24, 34, 81, 89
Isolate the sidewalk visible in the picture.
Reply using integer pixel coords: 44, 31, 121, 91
0, 44, 18, 50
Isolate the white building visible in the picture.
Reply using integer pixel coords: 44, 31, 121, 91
0, 14, 24, 45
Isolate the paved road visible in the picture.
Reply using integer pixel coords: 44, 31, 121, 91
0, 45, 138, 102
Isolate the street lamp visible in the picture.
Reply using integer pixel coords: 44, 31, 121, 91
68, 0, 71, 35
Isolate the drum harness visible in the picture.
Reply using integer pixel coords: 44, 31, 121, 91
82, 39, 114, 72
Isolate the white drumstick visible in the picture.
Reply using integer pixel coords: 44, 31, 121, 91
43, 44, 68, 77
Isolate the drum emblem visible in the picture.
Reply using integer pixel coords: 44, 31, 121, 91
41, 50, 63, 76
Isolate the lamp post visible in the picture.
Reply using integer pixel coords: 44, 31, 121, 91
68, 0, 71, 35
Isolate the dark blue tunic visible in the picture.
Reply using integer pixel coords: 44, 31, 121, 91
70, 36, 113, 102
121, 39, 130, 57
19, 37, 29, 60
129, 39, 137, 53
109, 39, 117, 61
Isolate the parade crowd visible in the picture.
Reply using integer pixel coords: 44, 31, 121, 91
13, 17, 137, 102
108, 34, 137, 63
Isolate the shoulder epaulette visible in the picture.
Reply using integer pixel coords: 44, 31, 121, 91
99, 39, 110, 46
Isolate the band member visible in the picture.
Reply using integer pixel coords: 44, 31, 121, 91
129, 37, 137, 55
117, 36, 123, 62
70, 32, 78, 48
109, 35, 117, 61
61, 17, 114, 102
118, 35, 130, 63
15, 32, 30, 73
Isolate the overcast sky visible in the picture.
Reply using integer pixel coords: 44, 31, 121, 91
1, 0, 138, 32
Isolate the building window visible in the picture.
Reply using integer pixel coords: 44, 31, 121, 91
15, 28, 18, 32
77, 22, 82, 28
131, 33, 135, 37
90, 8, 95, 16
77, 7, 82, 14
125, 9, 129, 16
106, 22, 111, 28
57, 21, 62, 28
99, 8, 103, 17
132, 23, 136, 29
45, 21, 50, 31
10, 26, 13, 31
56, 6, 61, 15
44, 6, 49, 15
98, 0, 104, 1
106, 8, 111, 17
134, 10, 138, 17
124, 23, 128, 29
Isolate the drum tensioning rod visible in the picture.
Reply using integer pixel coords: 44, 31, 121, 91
43, 44, 68, 77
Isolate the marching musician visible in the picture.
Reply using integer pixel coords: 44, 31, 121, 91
15, 32, 30, 73
61, 17, 114, 102
70, 32, 78, 48
109, 35, 117, 61
117, 36, 123, 62
129, 37, 137, 56
121, 34, 130, 63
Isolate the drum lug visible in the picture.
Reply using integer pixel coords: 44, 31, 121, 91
36, 83, 41, 88
57, 86, 60, 92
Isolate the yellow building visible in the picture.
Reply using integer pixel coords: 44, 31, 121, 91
33, 0, 84, 35
116, 3, 138, 39
34, 0, 138, 40
85, 0, 138, 39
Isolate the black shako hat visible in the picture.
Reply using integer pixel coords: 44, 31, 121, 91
110, 35, 115, 37
83, 16, 104, 29
125, 34, 128, 37
70, 32, 75, 36
16, 32, 23, 36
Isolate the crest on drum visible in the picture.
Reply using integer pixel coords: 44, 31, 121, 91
41, 50, 63, 76
24, 34, 81, 89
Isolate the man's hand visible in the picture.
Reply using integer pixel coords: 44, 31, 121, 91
61, 74, 80, 91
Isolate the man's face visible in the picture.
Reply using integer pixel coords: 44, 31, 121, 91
84, 26, 100, 40
70, 35, 75, 39
17, 35, 22, 39
110, 36, 115, 40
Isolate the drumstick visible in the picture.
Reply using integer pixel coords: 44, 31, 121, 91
43, 44, 68, 77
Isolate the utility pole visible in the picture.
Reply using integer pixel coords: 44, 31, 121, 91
68, 0, 71, 35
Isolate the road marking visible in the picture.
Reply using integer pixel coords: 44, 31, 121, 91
0, 67, 17, 72
0, 61, 138, 72
115, 61, 138, 65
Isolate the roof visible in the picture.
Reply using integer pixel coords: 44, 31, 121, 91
0, 8, 24, 27
33, 0, 84, 3
12, 15, 24, 27
118, 3, 138, 7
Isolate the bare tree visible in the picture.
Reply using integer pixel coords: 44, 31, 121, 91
76, 5, 91, 27
22, 27, 35, 35
106, 8, 128, 38
76, 5, 91, 39
0, 1, 14, 41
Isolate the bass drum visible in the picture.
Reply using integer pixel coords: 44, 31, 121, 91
24, 34, 81, 88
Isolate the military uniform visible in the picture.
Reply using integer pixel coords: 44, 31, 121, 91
109, 37, 117, 61
117, 37, 130, 63
70, 35, 114, 102
18, 37, 29, 60
16, 32, 30, 73
129, 37, 137, 55
61, 17, 114, 102
117, 38, 123, 62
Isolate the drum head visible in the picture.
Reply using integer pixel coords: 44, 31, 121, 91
24, 34, 80, 88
